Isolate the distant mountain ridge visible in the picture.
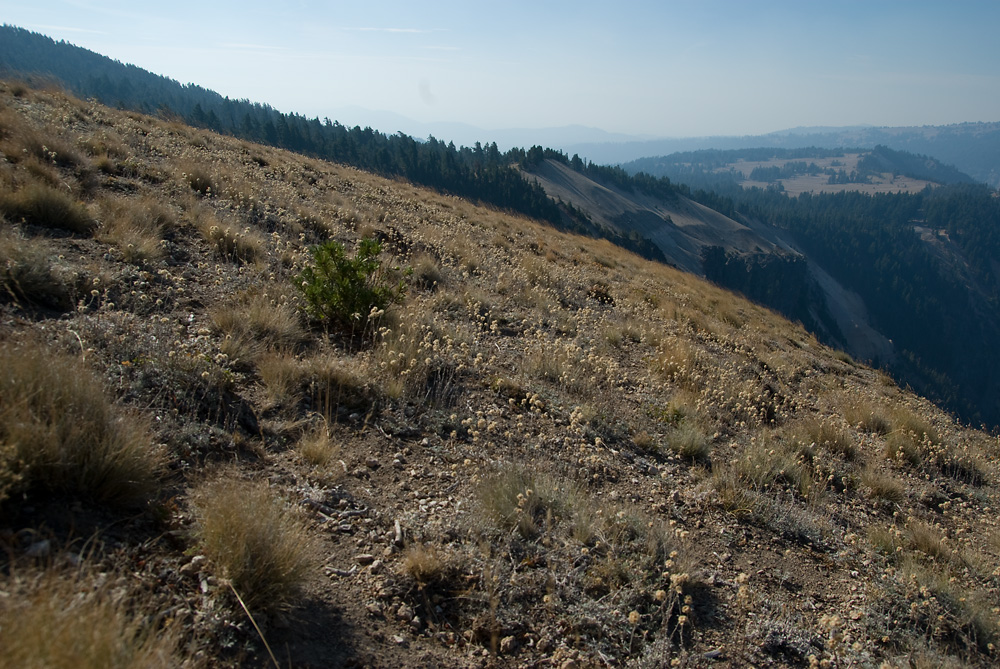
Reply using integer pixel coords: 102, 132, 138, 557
564, 123, 1000, 187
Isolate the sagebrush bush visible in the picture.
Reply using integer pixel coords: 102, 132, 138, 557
0, 342, 163, 507
297, 237, 405, 332
0, 566, 187, 669
192, 477, 316, 613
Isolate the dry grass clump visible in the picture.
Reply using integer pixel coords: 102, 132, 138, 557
0, 113, 84, 170
296, 423, 340, 467
210, 290, 305, 362
0, 183, 96, 234
182, 165, 215, 195
860, 466, 906, 506
0, 342, 163, 507
0, 226, 82, 310
842, 396, 892, 434
882, 407, 987, 484
194, 210, 264, 264
653, 336, 699, 386
256, 351, 373, 418
875, 557, 999, 656
401, 543, 448, 587
0, 566, 188, 669
95, 195, 173, 263
713, 433, 834, 545
191, 477, 317, 613
476, 468, 570, 539
521, 333, 600, 396
787, 415, 857, 460
410, 252, 443, 291
373, 315, 463, 404
664, 422, 711, 463
255, 352, 305, 406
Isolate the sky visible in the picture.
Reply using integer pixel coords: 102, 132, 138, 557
3, 0, 999, 139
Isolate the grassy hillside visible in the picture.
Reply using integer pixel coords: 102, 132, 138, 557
2, 81, 1000, 668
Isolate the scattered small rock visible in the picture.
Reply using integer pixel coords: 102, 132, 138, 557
355, 553, 376, 565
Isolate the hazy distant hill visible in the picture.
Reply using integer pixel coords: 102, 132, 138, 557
565, 124, 1000, 187
622, 146, 977, 195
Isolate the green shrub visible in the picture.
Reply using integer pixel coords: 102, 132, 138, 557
297, 237, 405, 332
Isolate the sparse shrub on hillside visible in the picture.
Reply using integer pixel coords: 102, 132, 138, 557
0, 183, 96, 234
0, 566, 187, 669
192, 477, 316, 613
0, 342, 163, 507
297, 237, 406, 333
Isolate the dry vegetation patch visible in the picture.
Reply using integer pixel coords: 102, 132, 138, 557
2, 81, 1000, 667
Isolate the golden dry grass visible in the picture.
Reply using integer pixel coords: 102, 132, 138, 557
191, 477, 317, 613
0, 566, 189, 669
0, 341, 163, 506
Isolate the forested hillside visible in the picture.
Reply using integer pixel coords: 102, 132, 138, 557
0, 26, 566, 225
700, 183, 1000, 428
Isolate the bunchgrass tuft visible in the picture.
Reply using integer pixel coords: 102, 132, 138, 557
0, 183, 96, 234
0, 342, 163, 507
0, 226, 81, 310
191, 477, 316, 613
0, 566, 187, 669
211, 290, 305, 363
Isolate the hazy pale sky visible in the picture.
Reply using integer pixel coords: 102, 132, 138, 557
3, 0, 999, 137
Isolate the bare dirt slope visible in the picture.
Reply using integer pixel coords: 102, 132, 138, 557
2, 83, 1000, 668
524, 159, 780, 274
